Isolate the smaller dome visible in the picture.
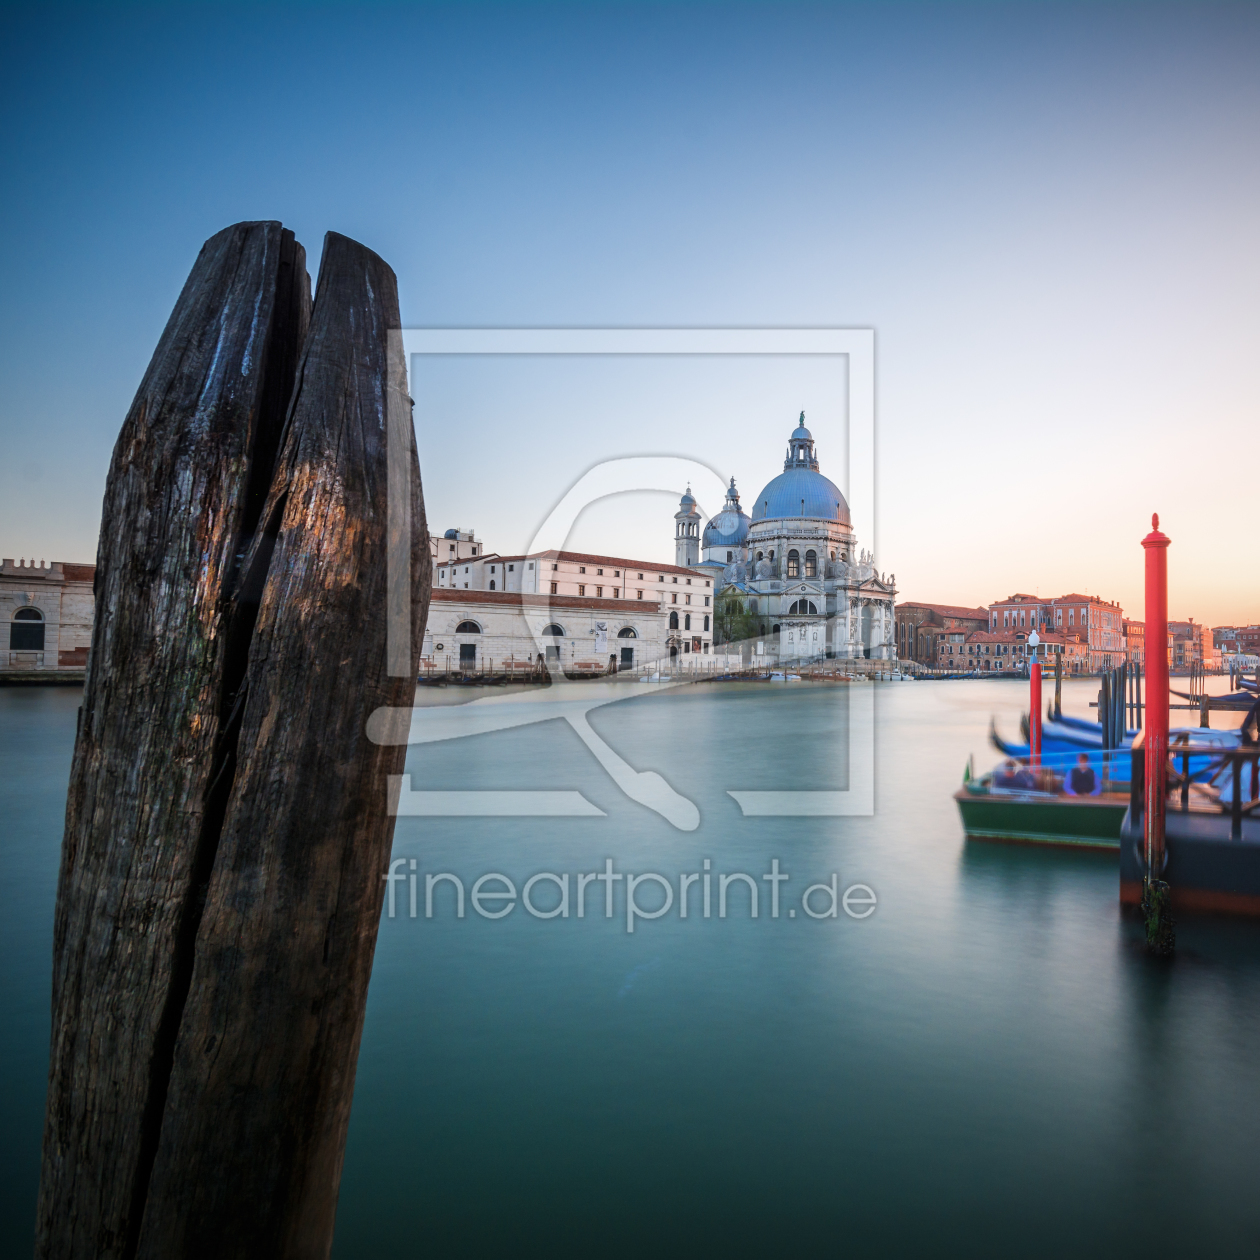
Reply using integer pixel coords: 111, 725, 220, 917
702, 476, 751, 549
791, 411, 811, 442
679, 487, 696, 508
443, 528, 460, 540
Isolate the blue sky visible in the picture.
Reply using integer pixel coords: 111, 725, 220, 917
2, 1, 1256, 623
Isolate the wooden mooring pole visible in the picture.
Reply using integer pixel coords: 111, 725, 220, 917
37, 224, 428, 1258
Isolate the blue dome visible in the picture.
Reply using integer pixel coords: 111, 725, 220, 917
702, 508, 750, 549
443, 528, 460, 539
791, 423, 812, 442
751, 467, 851, 524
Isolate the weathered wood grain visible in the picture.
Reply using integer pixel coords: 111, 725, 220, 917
37, 222, 311, 1259
132, 232, 429, 1259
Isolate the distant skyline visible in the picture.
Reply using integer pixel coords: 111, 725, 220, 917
2, 2, 1256, 625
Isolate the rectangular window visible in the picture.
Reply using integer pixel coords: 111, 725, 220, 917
658, 576, 664, 582
596, 586, 603, 597
685, 595, 691, 605
686, 579, 692, 585
527, 563, 533, 570
638, 573, 644, 580
550, 582, 558, 594
672, 577, 678, 584
578, 585, 586, 596
704, 596, 710, 607
636, 590, 643, 600
579, 566, 586, 574
672, 594, 677, 604
508, 564, 514, 571
613, 587, 620, 598
597, 568, 604, 576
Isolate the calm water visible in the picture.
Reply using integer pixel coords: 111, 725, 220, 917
3, 678, 1259, 1258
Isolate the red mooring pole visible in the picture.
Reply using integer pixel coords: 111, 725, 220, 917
1143, 514, 1170, 883
1030, 658, 1042, 766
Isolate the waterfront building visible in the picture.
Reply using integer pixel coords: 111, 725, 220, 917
422, 587, 673, 675
1123, 618, 1145, 666
989, 592, 1126, 672
988, 593, 1055, 635
1169, 618, 1215, 671
929, 628, 1084, 672
1, 557, 95, 680
429, 528, 482, 574
702, 414, 897, 660
1047, 594, 1125, 671
1125, 619, 1174, 668
1214, 625, 1260, 655
895, 602, 990, 665
435, 549, 715, 657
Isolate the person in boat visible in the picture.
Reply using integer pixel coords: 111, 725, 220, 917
993, 759, 1023, 790
1066, 753, 1099, 796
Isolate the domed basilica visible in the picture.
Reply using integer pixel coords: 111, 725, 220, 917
674, 414, 897, 660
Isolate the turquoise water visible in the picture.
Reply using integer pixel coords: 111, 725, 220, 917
3, 679, 1259, 1257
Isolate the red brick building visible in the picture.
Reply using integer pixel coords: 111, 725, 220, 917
895, 602, 990, 665
1215, 625, 1260, 656
1169, 619, 1214, 670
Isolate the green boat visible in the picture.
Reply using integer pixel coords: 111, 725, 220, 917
954, 783, 1126, 849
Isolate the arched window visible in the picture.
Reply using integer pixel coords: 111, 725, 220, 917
805, 550, 817, 577
617, 627, 637, 638
787, 600, 819, 616
488, 580, 495, 590
10, 607, 44, 651
542, 624, 565, 636
786, 550, 800, 577
703, 615, 710, 631
455, 621, 481, 634
756, 551, 763, 561
669, 612, 679, 630
684, 614, 691, 631
771, 624, 781, 635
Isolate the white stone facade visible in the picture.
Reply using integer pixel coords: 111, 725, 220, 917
1, 558, 95, 676
423, 588, 673, 675
434, 549, 717, 658
699, 416, 897, 661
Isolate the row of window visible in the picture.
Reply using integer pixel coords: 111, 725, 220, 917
449, 614, 715, 636
668, 613, 708, 631
548, 582, 712, 608
565, 564, 706, 589
453, 621, 639, 638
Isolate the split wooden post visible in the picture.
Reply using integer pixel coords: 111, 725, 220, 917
37, 225, 429, 1258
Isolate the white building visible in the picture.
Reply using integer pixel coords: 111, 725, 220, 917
434, 548, 717, 658
698, 415, 897, 660
429, 527, 483, 571
1, 558, 95, 679
422, 587, 673, 676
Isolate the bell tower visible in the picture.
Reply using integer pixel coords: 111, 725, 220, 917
674, 486, 701, 567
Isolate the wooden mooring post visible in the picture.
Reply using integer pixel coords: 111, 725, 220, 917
37, 224, 428, 1259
